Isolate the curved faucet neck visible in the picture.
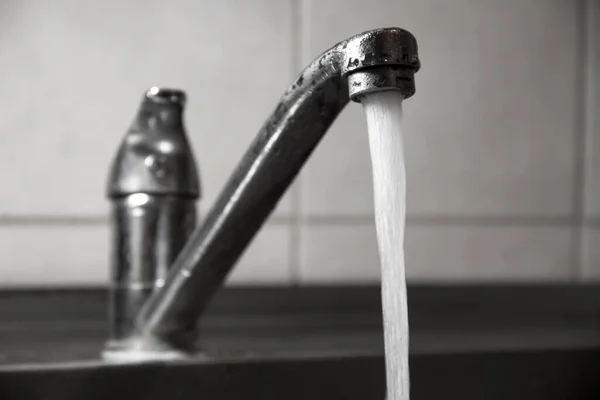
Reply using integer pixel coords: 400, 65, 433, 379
134, 28, 419, 352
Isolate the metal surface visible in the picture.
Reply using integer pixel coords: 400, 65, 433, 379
2, 350, 600, 400
135, 28, 419, 350
2, 287, 600, 399
4, 285, 600, 365
105, 88, 200, 356
106, 87, 200, 197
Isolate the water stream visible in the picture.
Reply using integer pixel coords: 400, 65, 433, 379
362, 91, 409, 400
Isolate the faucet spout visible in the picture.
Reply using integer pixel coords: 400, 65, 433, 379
135, 27, 420, 351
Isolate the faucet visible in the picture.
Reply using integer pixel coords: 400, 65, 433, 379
107, 27, 420, 359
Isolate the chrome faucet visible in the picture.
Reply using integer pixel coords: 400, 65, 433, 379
105, 27, 419, 359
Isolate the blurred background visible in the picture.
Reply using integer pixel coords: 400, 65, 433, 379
0, 0, 596, 287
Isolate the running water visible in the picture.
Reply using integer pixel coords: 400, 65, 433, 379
362, 91, 409, 400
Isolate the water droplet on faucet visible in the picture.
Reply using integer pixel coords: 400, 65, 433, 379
145, 154, 169, 180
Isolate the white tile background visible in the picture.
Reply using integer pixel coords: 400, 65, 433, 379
0, 0, 595, 286
582, 0, 600, 279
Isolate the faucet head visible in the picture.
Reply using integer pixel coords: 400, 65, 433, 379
341, 28, 420, 102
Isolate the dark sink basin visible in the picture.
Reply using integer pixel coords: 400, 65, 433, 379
0, 285, 599, 399
1, 349, 599, 400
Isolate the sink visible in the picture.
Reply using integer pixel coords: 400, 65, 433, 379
1, 349, 599, 400
0, 285, 599, 399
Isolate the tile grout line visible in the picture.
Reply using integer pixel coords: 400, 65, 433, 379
287, 0, 304, 285
572, 0, 592, 281
584, 218, 600, 227
300, 215, 576, 227
0, 214, 587, 227
0, 216, 109, 226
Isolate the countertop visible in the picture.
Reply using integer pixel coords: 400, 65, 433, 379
1, 285, 599, 366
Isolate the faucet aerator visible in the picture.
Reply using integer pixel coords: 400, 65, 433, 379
341, 27, 420, 102
347, 66, 417, 102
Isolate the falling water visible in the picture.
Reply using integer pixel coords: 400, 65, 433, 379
362, 91, 409, 400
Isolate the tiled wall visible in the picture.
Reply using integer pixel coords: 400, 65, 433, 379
0, 0, 596, 286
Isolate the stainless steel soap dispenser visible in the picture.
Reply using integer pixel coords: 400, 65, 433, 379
104, 87, 200, 357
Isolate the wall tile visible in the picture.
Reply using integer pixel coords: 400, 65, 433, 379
0, 222, 291, 287
0, 224, 109, 286
405, 224, 573, 281
0, 0, 586, 286
584, 0, 600, 217
226, 224, 292, 285
300, 223, 573, 283
300, 0, 578, 218
0, 0, 294, 217
581, 226, 600, 280
299, 223, 381, 283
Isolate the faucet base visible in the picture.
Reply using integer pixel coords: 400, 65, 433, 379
102, 336, 197, 363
